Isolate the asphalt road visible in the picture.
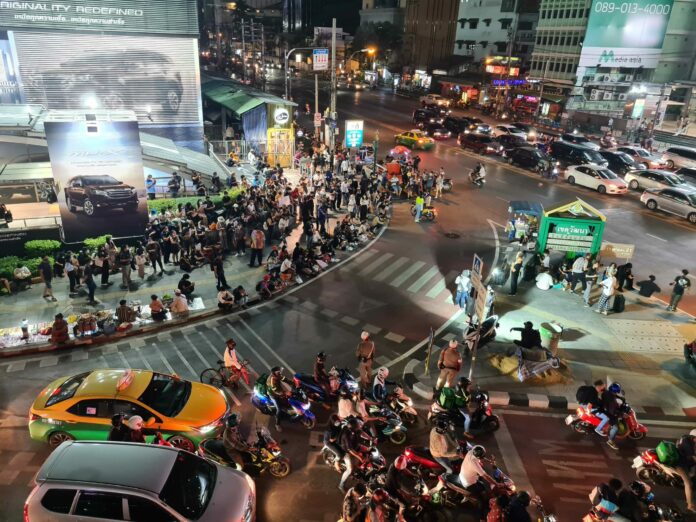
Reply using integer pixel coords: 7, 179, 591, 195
0, 79, 692, 521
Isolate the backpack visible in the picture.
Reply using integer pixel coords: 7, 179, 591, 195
254, 373, 269, 397
612, 294, 625, 313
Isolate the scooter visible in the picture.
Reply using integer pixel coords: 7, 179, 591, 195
293, 367, 359, 403
442, 178, 453, 192
632, 447, 689, 488
410, 203, 438, 222
322, 433, 387, 483
537, 161, 561, 181
401, 439, 471, 481
435, 464, 516, 509
462, 314, 499, 355
388, 384, 419, 425
251, 378, 316, 429
532, 496, 558, 522
367, 404, 408, 445
469, 171, 485, 188
565, 402, 648, 440
198, 426, 291, 478
428, 390, 500, 433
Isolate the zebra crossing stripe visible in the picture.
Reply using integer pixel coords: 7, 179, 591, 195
169, 345, 199, 380
358, 252, 394, 277
425, 270, 458, 299
373, 256, 409, 282
389, 260, 425, 288
407, 266, 440, 294
343, 249, 377, 269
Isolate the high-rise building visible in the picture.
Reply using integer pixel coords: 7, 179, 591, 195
403, 0, 459, 71
359, 0, 407, 26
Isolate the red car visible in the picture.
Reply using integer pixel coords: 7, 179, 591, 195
458, 133, 502, 155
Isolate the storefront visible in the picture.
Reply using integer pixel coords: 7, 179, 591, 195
537, 199, 606, 257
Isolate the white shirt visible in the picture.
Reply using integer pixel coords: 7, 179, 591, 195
536, 272, 554, 290
601, 276, 616, 297
455, 274, 471, 293
459, 451, 487, 487
572, 257, 588, 274
224, 347, 241, 370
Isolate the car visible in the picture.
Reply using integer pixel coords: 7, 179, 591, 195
29, 369, 230, 452
443, 116, 470, 135
458, 132, 502, 155
564, 164, 628, 194
422, 102, 452, 117
616, 146, 668, 169
42, 50, 184, 113
550, 141, 609, 168
560, 133, 601, 150
494, 124, 527, 139
347, 81, 367, 91
464, 119, 493, 135
394, 129, 435, 150
422, 122, 452, 140
419, 93, 451, 107
624, 169, 693, 191
598, 150, 645, 175
675, 166, 696, 184
661, 146, 696, 170
497, 134, 528, 153
512, 122, 538, 141
25, 440, 255, 522
641, 187, 696, 223
507, 146, 553, 170
413, 108, 442, 126
64, 175, 139, 216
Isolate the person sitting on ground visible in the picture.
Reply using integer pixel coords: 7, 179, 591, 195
233, 285, 248, 308
177, 273, 195, 301
0, 277, 12, 294
218, 288, 235, 312
149, 294, 167, 321
13, 262, 32, 291
510, 321, 542, 349
257, 274, 273, 300
169, 289, 189, 317
535, 270, 554, 291
50, 313, 69, 344
637, 275, 661, 298
116, 299, 138, 324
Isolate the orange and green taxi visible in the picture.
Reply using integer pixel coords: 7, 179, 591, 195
29, 369, 230, 452
394, 129, 435, 150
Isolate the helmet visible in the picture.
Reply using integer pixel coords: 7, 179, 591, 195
360, 331, 370, 340
690, 429, 696, 437
371, 488, 390, 504
226, 414, 239, 428
457, 377, 471, 390
126, 415, 143, 430
111, 414, 123, 427
608, 382, 622, 394
515, 491, 532, 506
377, 367, 389, 379
629, 480, 647, 496
316, 351, 326, 360
471, 445, 486, 459
271, 366, 282, 375
329, 414, 341, 427
394, 455, 408, 471
347, 416, 361, 430
226, 338, 236, 348
435, 418, 449, 434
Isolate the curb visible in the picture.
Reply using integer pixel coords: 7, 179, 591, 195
0, 222, 390, 359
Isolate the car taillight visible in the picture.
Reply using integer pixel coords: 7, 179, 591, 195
24, 501, 29, 522
642, 450, 657, 464
485, 406, 492, 415
404, 448, 412, 458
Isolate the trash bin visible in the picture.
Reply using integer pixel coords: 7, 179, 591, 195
540, 321, 563, 357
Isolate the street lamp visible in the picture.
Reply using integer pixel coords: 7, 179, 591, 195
284, 46, 322, 100
345, 47, 376, 74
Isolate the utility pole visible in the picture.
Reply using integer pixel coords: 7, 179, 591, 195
536, 60, 551, 119
261, 24, 266, 92
315, 73, 320, 138
214, 0, 223, 69
241, 18, 247, 82
503, 23, 516, 115
330, 18, 337, 164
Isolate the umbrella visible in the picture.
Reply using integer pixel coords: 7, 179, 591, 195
390, 145, 411, 156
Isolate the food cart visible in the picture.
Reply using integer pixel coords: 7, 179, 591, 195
507, 200, 544, 250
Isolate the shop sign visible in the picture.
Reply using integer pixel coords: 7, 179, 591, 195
600, 241, 635, 260
312, 48, 329, 71
273, 107, 289, 125
345, 120, 364, 148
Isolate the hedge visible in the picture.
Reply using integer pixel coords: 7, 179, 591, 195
146, 188, 243, 214
83, 235, 110, 251
24, 239, 61, 258
0, 255, 52, 280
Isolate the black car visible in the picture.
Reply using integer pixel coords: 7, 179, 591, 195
422, 103, 451, 117
550, 141, 608, 168
443, 116, 470, 135
413, 108, 442, 126
458, 133, 502, 154
507, 146, 552, 170
598, 150, 642, 175
422, 122, 453, 140
64, 175, 139, 216
497, 134, 528, 153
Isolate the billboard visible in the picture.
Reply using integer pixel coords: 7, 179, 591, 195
0, 0, 198, 35
579, 0, 674, 68
44, 116, 148, 243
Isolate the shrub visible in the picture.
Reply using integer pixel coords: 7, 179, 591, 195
0, 256, 21, 280
83, 235, 110, 252
146, 188, 243, 215
24, 239, 62, 258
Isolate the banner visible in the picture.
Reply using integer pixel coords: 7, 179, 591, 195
579, 0, 674, 68
345, 120, 364, 148
313, 48, 329, 71
44, 117, 148, 243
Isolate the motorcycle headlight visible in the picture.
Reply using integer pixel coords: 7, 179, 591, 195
301, 402, 310, 411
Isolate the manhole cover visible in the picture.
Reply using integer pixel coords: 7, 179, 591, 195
444, 232, 460, 239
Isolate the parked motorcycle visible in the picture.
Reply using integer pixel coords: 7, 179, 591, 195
388, 384, 418, 425
367, 404, 408, 445
410, 203, 438, 222
198, 426, 291, 478
463, 314, 499, 354
251, 377, 316, 429
428, 389, 500, 433
293, 367, 359, 403
565, 402, 648, 440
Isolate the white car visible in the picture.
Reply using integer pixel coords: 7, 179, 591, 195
624, 169, 693, 191
641, 187, 696, 224
494, 124, 527, 139
565, 164, 628, 194
419, 94, 450, 107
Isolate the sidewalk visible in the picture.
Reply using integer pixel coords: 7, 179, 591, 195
404, 279, 696, 416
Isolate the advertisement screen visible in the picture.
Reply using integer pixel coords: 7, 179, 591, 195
44, 118, 148, 243
579, 0, 674, 68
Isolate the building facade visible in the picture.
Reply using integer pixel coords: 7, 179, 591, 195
359, 0, 407, 26
403, 0, 459, 70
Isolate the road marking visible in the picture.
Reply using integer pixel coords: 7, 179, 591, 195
184, 333, 217, 370
646, 233, 667, 242
373, 256, 409, 282
346, 249, 377, 267
385, 332, 405, 343
494, 415, 535, 496
116, 351, 130, 369
362, 323, 382, 335
169, 344, 198, 379
341, 315, 360, 326
389, 260, 425, 288
496, 196, 509, 203
71, 351, 88, 362
239, 318, 296, 374
7, 361, 26, 372
132, 348, 153, 371
39, 356, 58, 367
150, 344, 178, 375
359, 252, 394, 277
425, 270, 458, 299
223, 324, 274, 370
486, 219, 502, 285
321, 309, 339, 318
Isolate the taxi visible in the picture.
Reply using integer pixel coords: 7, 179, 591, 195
394, 129, 435, 150
29, 369, 230, 452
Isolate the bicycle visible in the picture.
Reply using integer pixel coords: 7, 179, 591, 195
200, 359, 250, 389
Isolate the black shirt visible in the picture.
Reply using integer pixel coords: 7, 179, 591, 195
576, 385, 600, 405
339, 429, 361, 453
38, 260, 52, 281
673, 275, 691, 295
637, 279, 661, 298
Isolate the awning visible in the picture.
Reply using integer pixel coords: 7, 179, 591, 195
201, 78, 296, 117
541, 93, 565, 104
509, 200, 544, 216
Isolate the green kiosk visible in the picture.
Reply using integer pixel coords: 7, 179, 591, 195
537, 198, 606, 256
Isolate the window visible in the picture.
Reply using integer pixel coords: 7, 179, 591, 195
45, 372, 90, 407
127, 496, 177, 522
469, 18, 479, 29
160, 452, 216, 520
553, 9, 559, 17
41, 489, 77, 514
586, 8, 590, 17
554, 35, 560, 45
496, 41, 508, 52
519, 21, 533, 30
559, 36, 566, 46
500, 18, 512, 29
483, 18, 492, 26
137, 373, 191, 418
541, 9, 546, 18
542, 36, 548, 45
113, 400, 157, 422
68, 399, 112, 418
536, 35, 541, 44
75, 491, 124, 520
565, 9, 571, 17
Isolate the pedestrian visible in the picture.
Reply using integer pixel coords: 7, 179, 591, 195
637, 275, 661, 298
97, 246, 111, 287
168, 172, 181, 198
146, 236, 164, 275
434, 170, 444, 199
134, 249, 147, 280
248, 226, 265, 267
596, 267, 617, 315
583, 258, 600, 307
146, 174, 156, 200
355, 331, 375, 390
615, 262, 634, 291
212, 254, 228, 290
509, 252, 524, 296
454, 269, 471, 309
668, 269, 691, 312
84, 260, 98, 305
118, 245, 132, 289
435, 340, 462, 391
414, 194, 424, 222
568, 253, 589, 293
38, 255, 57, 302
64, 253, 78, 295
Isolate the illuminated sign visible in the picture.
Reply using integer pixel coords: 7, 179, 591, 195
345, 120, 364, 148
493, 79, 528, 86
274, 107, 290, 125
486, 65, 520, 76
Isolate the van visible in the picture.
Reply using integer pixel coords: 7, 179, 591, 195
550, 141, 609, 168
662, 146, 696, 170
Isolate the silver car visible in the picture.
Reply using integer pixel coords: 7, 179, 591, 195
26, 441, 255, 522
640, 187, 696, 224
624, 169, 692, 191
661, 146, 696, 170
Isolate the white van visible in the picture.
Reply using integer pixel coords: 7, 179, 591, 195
662, 146, 696, 169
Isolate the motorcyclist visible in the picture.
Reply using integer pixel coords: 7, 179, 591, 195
372, 366, 395, 403
313, 351, 331, 398
507, 491, 533, 522
266, 366, 292, 432
676, 429, 696, 512
385, 455, 423, 511
599, 382, 624, 450
222, 413, 250, 468
470, 162, 486, 185
107, 413, 129, 442
589, 479, 626, 520
341, 482, 369, 522
435, 376, 475, 439
323, 414, 345, 473
576, 379, 610, 433
338, 416, 368, 493
429, 418, 460, 473
367, 487, 405, 522
617, 481, 652, 521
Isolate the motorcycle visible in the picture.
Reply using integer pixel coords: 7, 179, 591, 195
532, 496, 558, 522
442, 178, 453, 192
462, 314, 499, 355
388, 384, 418, 425
632, 447, 689, 488
410, 203, 437, 222
251, 378, 316, 430
469, 171, 486, 188
198, 426, 291, 479
434, 463, 516, 509
428, 389, 500, 433
401, 439, 471, 482
322, 433, 387, 483
293, 367, 359, 403
537, 161, 561, 180
367, 404, 408, 445
565, 402, 648, 440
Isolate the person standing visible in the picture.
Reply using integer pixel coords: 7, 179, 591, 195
583, 258, 600, 307
64, 253, 78, 295
454, 269, 472, 309
569, 253, 589, 293
118, 245, 132, 289
248, 227, 265, 267
668, 269, 691, 312
675, 430, 696, 513
84, 260, 98, 305
212, 254, 228, 290
38, 255, 56, 302
355, 331, 375, 390
435, 340, 462, 391
146, 174, 156, 200
615, 262, 634, 292
509, 252, 524, 296
97, 246, 111, 287
414, 194, 424, 223
146, 236, 164, 275
596, 267, 617, 315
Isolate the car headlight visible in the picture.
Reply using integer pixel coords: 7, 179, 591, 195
196, 420, 221, 434
93, 190, 107, 196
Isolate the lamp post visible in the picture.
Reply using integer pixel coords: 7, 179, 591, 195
345, 48, 376, 74
284, 46, 321, 100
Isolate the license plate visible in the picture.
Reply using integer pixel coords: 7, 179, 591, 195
564, 415, 575, 425
632, 456, 643, 468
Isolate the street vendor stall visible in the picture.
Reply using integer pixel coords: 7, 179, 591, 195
506, 200, 544, 249
537, 199, 606, 257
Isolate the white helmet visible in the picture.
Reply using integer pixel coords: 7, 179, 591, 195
361, 331, 370, 340
126, 415, 143, 430
377, 367, 389, 379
